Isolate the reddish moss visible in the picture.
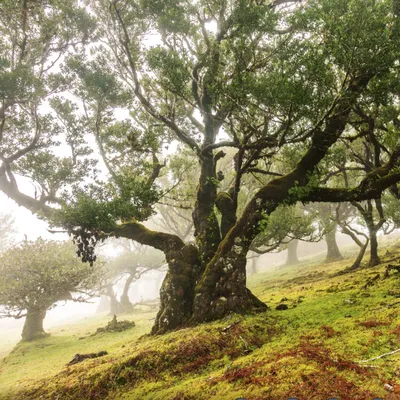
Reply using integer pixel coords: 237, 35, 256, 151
358, 319, 391, 328
320, 325, 341, 338
223, 362, 266, 386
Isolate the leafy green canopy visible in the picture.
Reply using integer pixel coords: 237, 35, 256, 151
0, 0, 398, 256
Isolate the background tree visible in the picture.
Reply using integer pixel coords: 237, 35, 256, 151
333, 202, 371, 272
103, 242, 164, 313
0, 239, 100, 341
250, 204, 323, 266
315, 204, 344, 263
0, 0, 399, 334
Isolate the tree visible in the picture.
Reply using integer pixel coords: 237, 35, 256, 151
250, 203, 323, 266
0, 0, 399, 334
99, 242, 164, 314
333, 203, 370, 272
0, 239, 99, 341
315, 204, 344, 263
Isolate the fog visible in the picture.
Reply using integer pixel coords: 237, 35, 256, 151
0, 193, 164, 344
1, 190, 398, 346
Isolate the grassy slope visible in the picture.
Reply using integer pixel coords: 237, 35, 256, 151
2, 239, 400, 399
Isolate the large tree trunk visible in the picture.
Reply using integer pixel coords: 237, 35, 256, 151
192, 249, 267, 323
286, 239, 299, 266
114, 223, 200, 334
325, 225, 343, 262
22, 309, 47, 341
151, 244, 199, 334
114, 75, 376, 330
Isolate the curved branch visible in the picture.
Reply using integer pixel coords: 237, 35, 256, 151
112, 221, 185, 254
0, 166, 54, 217
305, 171, 400, 203
112, 2, 200, 155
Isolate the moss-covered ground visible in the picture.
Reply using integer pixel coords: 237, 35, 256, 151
2, 238, 400, 399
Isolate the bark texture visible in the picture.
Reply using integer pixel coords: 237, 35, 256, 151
22, 309, 47, 341
151, 244, 199, 334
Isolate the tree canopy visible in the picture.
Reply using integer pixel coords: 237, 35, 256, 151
0, 239, 99, 340
0, 0, 399, 333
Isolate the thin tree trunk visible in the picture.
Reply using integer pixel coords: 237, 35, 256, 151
337, 222, 369, 272
349, 240, 369, 270
352, 200, 382, 267
286, 239, 299, 266
22, 309, 47, 341
106, 284, 123, 315
120, 273, 135, 312
325, 225, 343, 262
368, 228, 381, 266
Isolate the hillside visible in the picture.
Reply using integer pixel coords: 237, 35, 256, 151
2, 240, 400, 400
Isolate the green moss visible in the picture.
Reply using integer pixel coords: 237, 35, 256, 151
3, 237, 400, 399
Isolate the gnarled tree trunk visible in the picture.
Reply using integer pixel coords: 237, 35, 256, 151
22, 309, 47, 341
350, 239, 369, 270
114, 223, 200, 334
338, 221, 369, 272
151, 244, 199, 334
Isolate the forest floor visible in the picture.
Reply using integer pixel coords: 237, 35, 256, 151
2, 237, 400, 399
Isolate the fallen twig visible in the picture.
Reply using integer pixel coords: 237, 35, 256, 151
358, 348, 400, 363
239, 335, 252, 354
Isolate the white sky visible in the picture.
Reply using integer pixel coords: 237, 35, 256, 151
0, 192, 63, 242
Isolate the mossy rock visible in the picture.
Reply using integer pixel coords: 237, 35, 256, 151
94, 315, 135, 335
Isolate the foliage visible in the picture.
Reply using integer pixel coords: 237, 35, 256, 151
0, 239, 100, 319
252, 204, 323, 253
0, 0, 399, 330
